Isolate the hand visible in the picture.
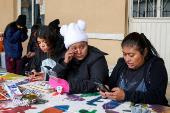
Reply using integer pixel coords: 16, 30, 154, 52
25, 69, 35, 77
105, 87, 125, 102
20, 26, 28, 33
49, 77, 69, 93
32, 72, 45, 81
64, 49, 75, 64
28, 69, 45, 81
27, 52, 35, 58
98, 87, 107, 98
97, 85, 110, 98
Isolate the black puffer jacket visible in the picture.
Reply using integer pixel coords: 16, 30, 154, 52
3, 22, 28, 59
27, 35, 37, 53
30, 38, 66, 81
109, 55, 169, 106
52, 46, 109, 94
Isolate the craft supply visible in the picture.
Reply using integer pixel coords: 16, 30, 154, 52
23, 94, 37, 103
0, 84, 9, 100
8, 84, 22, 95
34, 99, 49, 104
12, 98, 30, 106
18, 86, 26, 92
30, 81, 55, 93
0, 78, 7, 81
13, 94, 23, 100
131, 106, 151, 113
0, 92, 9, 100
22, 89, 41, 99
16, 80, 30, 85
56, 86, 63, 95
12, 88, 41, 106
0, 73, 25, 80
0, 85, 2, 90
143, 107, 151, 113
2, 82, 15, 100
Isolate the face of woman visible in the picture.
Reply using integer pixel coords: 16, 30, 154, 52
69, 42, 88, 61
122, 46, 146, 69
17, 25, 24, 29
37, 37, 48, 52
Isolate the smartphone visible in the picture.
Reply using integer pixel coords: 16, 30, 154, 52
94, 82, 109, 92
25, 71, 34, 75
47, 70, 57, 78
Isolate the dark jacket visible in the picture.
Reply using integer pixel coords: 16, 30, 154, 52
52, 46, 109, 94
109, 55, 168, 106
27, 35, 37, 53
4, 26, 28, 59
30, 39, 66, 81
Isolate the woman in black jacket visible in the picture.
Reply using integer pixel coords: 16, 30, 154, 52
27, 25, 66, 81
49, 20, 109, 94
18, 25, 40, 75
99, 32, 169, 106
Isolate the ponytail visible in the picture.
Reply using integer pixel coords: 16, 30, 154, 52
121, 32, 159, 60
141, 33, 159, 57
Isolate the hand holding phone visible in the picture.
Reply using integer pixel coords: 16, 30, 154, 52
94, 82, 109, 92
25, 71, 40, 76
25, 71, 34, 75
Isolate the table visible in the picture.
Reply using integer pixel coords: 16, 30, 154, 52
0, 73, 170, 113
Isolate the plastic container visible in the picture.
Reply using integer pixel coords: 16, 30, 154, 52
23, 94, 37, 103
1, 52, 6, 68
0, 33, 3, 52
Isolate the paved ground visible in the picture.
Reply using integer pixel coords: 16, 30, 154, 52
0, 66, 6, 72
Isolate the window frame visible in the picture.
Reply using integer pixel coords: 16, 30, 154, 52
18, 0, 34, 28
131, 0, 170, 18
18, 0, 45, 30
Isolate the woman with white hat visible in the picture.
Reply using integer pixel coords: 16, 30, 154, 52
49, 20, 109, 94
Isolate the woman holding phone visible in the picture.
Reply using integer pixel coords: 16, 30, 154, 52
27, 25, 66, 81
99, 32, 169, 106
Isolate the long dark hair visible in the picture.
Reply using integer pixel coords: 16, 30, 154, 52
36, 25, 58, 54
121, 32, 159, 60
4, 21, 17, 38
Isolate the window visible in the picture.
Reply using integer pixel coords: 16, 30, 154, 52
133, 0, 170, 17
20, 0, 45, 29
162, 0, 170, 17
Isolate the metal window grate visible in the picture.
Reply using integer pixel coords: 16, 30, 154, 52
133, 0, 170, 18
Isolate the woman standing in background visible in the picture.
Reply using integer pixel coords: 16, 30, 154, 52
3, 15, 28, 74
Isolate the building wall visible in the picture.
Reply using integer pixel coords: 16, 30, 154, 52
0, 0, 127, 65
0, 0, 17, 32
0, 0, 29, 56
45, 0, 127, 65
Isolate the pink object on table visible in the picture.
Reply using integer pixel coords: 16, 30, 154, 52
49, 78, 69, 93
